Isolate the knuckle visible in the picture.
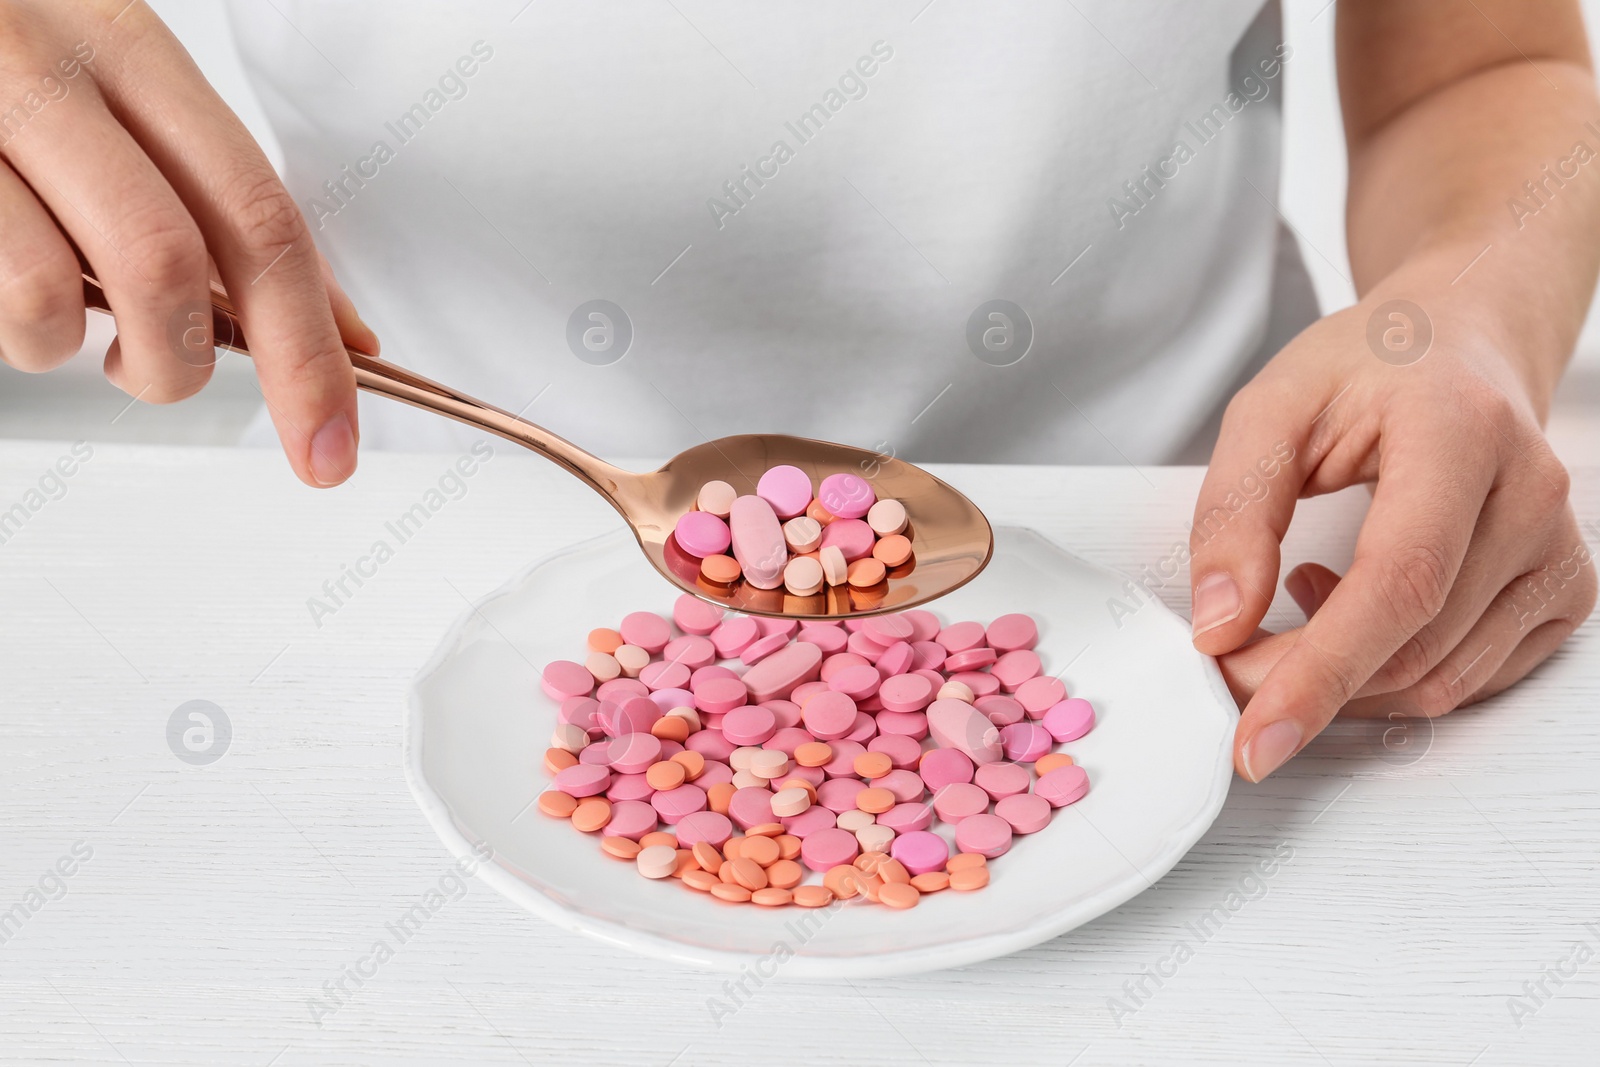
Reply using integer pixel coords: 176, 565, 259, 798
1374, 629, 1441, 692
1375, 543, 1453, 630
121, 211, 207, 293
1412, 671, 1466, 719
227, 177, 306, 255
1527, 451, 1571, 509
0, 246, 80, 328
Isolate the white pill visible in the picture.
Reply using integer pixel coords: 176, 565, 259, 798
866, 499, 907, 537
697, 480, 738, 519
937, 681, 975, 703
550, 723, 589, 754
783, 516, 822, 554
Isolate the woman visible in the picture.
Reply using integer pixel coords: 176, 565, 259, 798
0, 0, 1593, 780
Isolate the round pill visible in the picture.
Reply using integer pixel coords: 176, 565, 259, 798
710, 883, 752, 903
645, 761, 687, 791
770, 787, 812, 818
701, 554, 742, 584
817, 778, 866, 813
820, 518, 876, 562
721, 706, 777, 747
671, 595, 723, 638
572, 798, 615, 834
855, 824, 895, 854
756, 464, 814, 519
697, 480, 738, 518
868, 733, 922, 769
937, 681, 975, 704
673, 511, 732, 558
709, 616, 760, 659
818, 545, 849, 586
695, 677, 750, 716
944, 647, 998, 673
853, 752, 893, 779
872, 535, 913, 568
847, 558, 887, 588
793, 884, 834, 907
802, 690, 858, 741
540, 660, 594, 701
544, 749, 578, 776
639, 660, 691, 693
878, 673, 935, 714
780, 804, 836, 838
986, 612, 1039, 652
538, 790, 578, 819
874, 641, 915, 677
550, 723, 589, 755
932, 782, 990, 823
995, 792, 1053, 834
954, 812, 1013, 859
584, 652, 621, 684
675, 810, 734, 848
817, 472, 875, 519
866, 498, 908, 536
835, 808, 875, 833
682, 869, 718, 892
639, 831, 678, 850
606, 733, 662, 775
588, 628, 624, 654
992, 649, 1042, 691
605, 773, 653, 803
783, 515, 823, 554
728, 857, 768, 891
751, 887, 793, 907
553, 764, 611, 798
800, 827, 860, 872
946, 852, 987, 872
877, 802, 933, 834
877, 770, 926, 803
890, 829, 949, 876
794, 741, 833, 767
878, 882, 920, 909
974, 760, 1032, 800
949, 866, 990, 891
613, 645, 651, 678
910, 871, 949, 893
1000, 722, 1055, 763
1036, 764, 1091, 807
619, 612, 671, 655
727, 787, 776, 829
636, 844, 679, 879
1034, 752, 1075, 775
855, 787, 896, 815
783, 555, 824, 597
951, 671, 1001, 698
975, 695, 1026, 727
1043, 698, 1096, 742
651, 716, 690, 743
740, 835, 782, 867
1016, 676, 1067, 717
705, 782, 736, 814
651, 783, 708, 822
601, 836, 642, 860
748, 750, 789, 780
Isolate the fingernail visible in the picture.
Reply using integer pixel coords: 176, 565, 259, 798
1192, 572, 1242, 636
1243, 719, 1303, 782
309, 411, 357, 487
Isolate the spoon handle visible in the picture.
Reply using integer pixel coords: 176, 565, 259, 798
80, 273, 635, 502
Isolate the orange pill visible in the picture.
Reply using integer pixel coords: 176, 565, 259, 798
872, 534, 913, 568
856, 871, 884, 902
855, 851, 891, 873
672, 849, 697, 877
671, 751, 707, 780
650, 716, 690, 743
707, 782, 737, 814
1034, 752, 1075, 775
721, 837, 742, 861
639, 831, 678, 850
538, 790, 578, 818
950, 866, 990, 892
719, 860, 739, 884
910, 871, 950, 893
947, 853, 988, 873
543, 748, 578, 775
746, 822, 785, 838
729, 858, 768, 891
878, 882, 920, 910
588, 627, 624, 654
806, 499, 837, 526
571, 798, 612, 833
793, 884, 835, 908
601, 836, 642, 860
775, 834, 802, 861
794, 741, 834, 768
691, 841, 723, 874
751, 887, 794, 907
765, 858, 804, 890
847, 558, 887, 588
855, 787, 896, 814
682, 869, 719, 892
877, 858, 911, 885
645, 760, 687, 791
711, 883, 752, 903
853, 752, 893, 779
824, 865, 865, 900
700, 554, 742, 585
741, 835, 781, 867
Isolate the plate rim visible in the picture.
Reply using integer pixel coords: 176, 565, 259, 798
403, 525, 1239, 977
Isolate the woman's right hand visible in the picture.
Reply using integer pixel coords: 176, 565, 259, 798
0, 0, 375, 486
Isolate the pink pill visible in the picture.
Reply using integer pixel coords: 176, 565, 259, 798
649, 690, 696, 717
975, 760, 1032, 800
696, 761, 734, 788
597, 678, 650, 703
755, 464, 814, 519
757, 617, 800, 639
986, 613, 1039, 653
951, 671, 1002, 698
898, 610, 941, 642
878, 770, 927, 803
991, 650, 1042, 691
932, 782, 990, 822
927, 698, 1003, 763
603, 696, 662, 737
845, 631, 886, 663
658, 740, 684, 759
606, 773, 655, 803
874, 711, 928, 740
944, 647, 999, 673
721, 705, 777, 746
741, 641, 823, 703
801, 690, 858, 741
844, 712, 879, 744
673, 511, 731, 558
792, 680, 832, 706
672, 594, 724, 637
728, 786, 776, 829
692, 664, 740, 685
821, 652, 871, 680
684, 728, 734, 761
877, 642, 915, 677
798, 625, 847, 654
857, 693, 884, 713
765, 726, 813, 756
937, 621, 987, 653
821, 740, 866, 777
800, 826, 861, 872
600, 800, 658, 840
763, 700, 802, 729
651, 783, 708, 822
919, 748, 975, 792
781, 804, 837, 838
878, 673, 936, 714
639, 660, 690, 693
540, 660, 594, 701
619, 611, 671, 655
909, 642, 947, 672
729, 495, 788, 589
816, 473, 876, 520
1036, 764, 1091, 808
674, 810, 733, 848
954, 812, 1013, 859
1043, 698, 1096, 742
819, 519, 876, 562
558, 696, 601, 731
994, 792, 1052, 834
862, 615, 916, 646
579, 743, 612, 766
740, 632, 790, 665
975, 695, 1026, 728
606, 733, 662, 775
878, 802, 933, 833
817, 777, 866, 813
710, 617, 759, 659
890, 829, 950, 876
694, 677, 749, 715
1000, 722, 1054, 763
784, 764, 826, 788
1016, 676, 1067, 717
662, 635, 715, 670
553, 764, 611, 797
829, 664, 882, 701
868, 733, 922, 770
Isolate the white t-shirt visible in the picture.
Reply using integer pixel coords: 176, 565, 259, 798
228, 0, 1316, 464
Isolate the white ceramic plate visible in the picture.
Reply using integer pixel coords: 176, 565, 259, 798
405, 526, 1236, 977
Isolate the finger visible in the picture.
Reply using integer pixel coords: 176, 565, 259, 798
318, 253, 380, 356
1216, 629, 1299, 708
1234, 430, 1495, 781
1189, 385, 1311, 653
88, 9, 358, 486
0, 75, 213, 401
0, 159, 83, 370
1284, 562, 1341, 620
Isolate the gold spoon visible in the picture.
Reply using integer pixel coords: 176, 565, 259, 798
81, 275, 993, 619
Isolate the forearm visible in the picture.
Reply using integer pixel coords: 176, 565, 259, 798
1344, 59, 1600, 412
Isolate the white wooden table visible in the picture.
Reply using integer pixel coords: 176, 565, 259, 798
1, 441, 1596, 1066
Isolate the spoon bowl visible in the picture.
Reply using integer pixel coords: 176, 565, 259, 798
82, 274, 993, 618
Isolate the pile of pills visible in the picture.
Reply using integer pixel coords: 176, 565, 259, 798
672, 467, 914, 597
536, 596, 1095, 910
